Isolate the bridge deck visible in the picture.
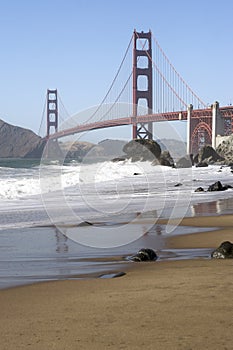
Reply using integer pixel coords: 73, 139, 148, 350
47, 106, 233, 140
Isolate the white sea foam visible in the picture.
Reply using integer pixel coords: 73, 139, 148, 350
0, 177, 40, 199
0, 161, 232, 201
0, 161, 232, 247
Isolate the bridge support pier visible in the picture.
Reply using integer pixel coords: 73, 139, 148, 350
211, 101, 224, 149
186, 104, 193, 154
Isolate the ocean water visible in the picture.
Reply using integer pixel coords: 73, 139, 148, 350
0, 158, 233, 289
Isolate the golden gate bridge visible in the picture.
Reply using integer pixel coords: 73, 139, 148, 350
41, 30, 233, 154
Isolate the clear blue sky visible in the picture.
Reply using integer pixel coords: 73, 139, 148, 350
1, 0, 233, 142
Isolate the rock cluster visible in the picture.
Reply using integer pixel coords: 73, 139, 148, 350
208, 181, 232, 191
194, 181, 233, 193
191, 136, 233, 167
112, 138, 233, 168
193, 145, 224, 166
216, 135, 233, 165
113, 139, 175, 167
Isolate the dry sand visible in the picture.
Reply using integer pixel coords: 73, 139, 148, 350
0, 214, 233, 350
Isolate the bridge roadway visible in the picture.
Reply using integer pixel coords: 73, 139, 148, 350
47, 106, 233, 140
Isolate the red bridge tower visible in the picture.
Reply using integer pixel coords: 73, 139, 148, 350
132, 30, 153, 139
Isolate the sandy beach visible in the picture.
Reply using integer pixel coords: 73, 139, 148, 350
0, 214, 233, 350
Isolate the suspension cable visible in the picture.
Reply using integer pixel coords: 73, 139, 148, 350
151, 32, 207, 108
57, 91, 70, 119
97, 72, 133, 122
96, 34, 152, 122
38, 96, 46, 136
83, 34, 134, 125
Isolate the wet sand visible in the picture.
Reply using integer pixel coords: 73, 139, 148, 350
163, 213, 233, 249
0, 213, 233, 349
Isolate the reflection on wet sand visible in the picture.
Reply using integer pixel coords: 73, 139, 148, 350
1, 199, 232, 289
192, 201, 219, 216
217, 197, 233, 214
192, 197, 233, 216
55, 228, 68, 253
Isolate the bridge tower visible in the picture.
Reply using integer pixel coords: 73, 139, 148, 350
46, 89, 58, 138
132, 30, 153, 139
211, 101, 225, 148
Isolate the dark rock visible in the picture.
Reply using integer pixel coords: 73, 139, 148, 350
133, 172, 141, 176
211, 241, 233, 259
216, 135, 233, 165
190, 153, 194, 166
159, 158, 171, 166
123, 139, 161, 162
111, 156, 127, 162
193, 153, 199, 164
174, 183, 182, 187
77, 221, 93, 227
159, 150, 175, 167
208, 181, 223, 191
194, 187, 205, 192
176, 156, 192, 168
128, 248, 158, 262
207, 181, 232, 192
196, 161, 208, 167
195, 145, 225, 165
224, 184, 233, 189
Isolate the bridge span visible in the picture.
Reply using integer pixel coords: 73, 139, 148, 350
44, 30, 233, 154
47, 104, 233, 154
